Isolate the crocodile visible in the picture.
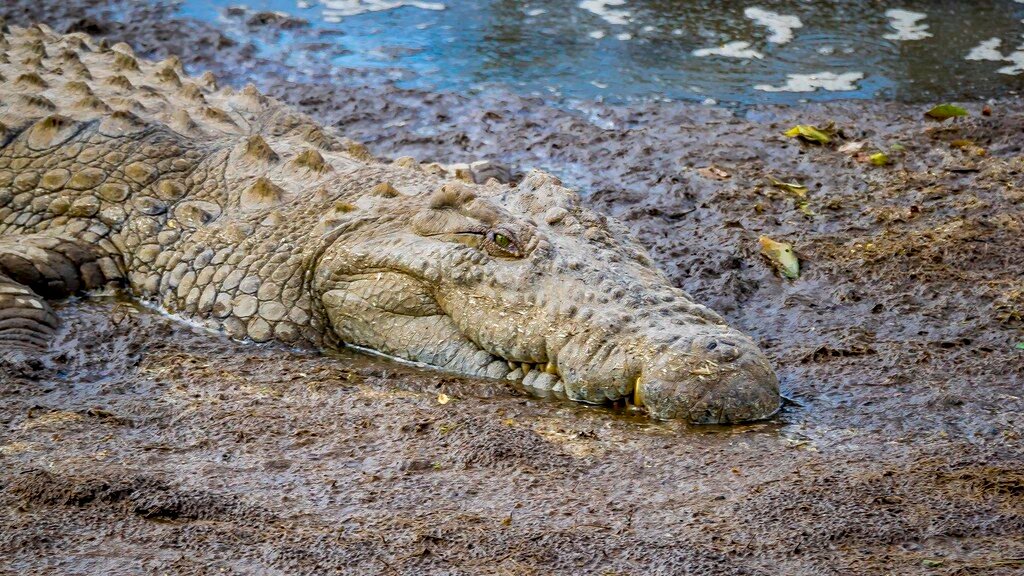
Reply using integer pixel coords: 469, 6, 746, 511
0, 23, 780, 423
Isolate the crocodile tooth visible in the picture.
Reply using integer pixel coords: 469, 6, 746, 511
522, 370, 540, 387
507, 360, 518, 370
545, 361, 558, 375
533, 372, 558, 391
551, 381, 566, 397
633, 376, 644, 407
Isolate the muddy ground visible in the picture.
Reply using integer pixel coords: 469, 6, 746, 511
1, 2, 1024, 575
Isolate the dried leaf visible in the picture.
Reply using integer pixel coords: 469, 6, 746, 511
769, 178, 807, 198
838, 141, 866, 154
769, 178, 813, 216
698, 165, 731, 180
925, 103, 968, 121
783, 124, 831, 145
437, 393, 451, 405
758, 236, 800, 279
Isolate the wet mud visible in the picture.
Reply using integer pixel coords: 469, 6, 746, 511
2, 2, 1024, 575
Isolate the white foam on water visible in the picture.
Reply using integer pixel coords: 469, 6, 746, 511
616, 32, 632, 41
883, 9, 931, 41
966, 38, 1005, 61
320, 0, 445, 19
526, 8, 546, 16
997, 50, 1024, 75
744, 7, 802, 44
754, 71, 864, 92
588, 29, 606, 39
693, 41, 764, 59
963, 37, 1024, 75
579, 0, 630, 26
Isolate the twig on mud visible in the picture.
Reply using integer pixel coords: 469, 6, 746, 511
780, 394, 805, 407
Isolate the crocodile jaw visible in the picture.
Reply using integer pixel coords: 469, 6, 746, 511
314, 173, 781, 423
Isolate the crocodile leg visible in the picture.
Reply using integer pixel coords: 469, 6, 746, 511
0, 234, 122, 354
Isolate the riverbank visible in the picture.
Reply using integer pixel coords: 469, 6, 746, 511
1, 2, 1023, 574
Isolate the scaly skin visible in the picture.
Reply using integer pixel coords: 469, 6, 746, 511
0, 23, 780, 423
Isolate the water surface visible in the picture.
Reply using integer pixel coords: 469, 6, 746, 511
176, 0, 1024, 105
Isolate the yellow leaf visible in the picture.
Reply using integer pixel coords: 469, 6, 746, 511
437, 393, 451, 405
869, 152, 890, 166
783, 125, 831, 144
759, 236, 800, 279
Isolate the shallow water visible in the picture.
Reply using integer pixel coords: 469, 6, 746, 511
176, 0, 1024, 105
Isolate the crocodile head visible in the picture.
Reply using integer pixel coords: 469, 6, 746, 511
314, 171, 780, 423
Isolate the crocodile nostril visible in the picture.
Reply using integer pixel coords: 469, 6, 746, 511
691, 335, 742, 362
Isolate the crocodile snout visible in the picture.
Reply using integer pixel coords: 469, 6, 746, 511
634, 332, 780, 423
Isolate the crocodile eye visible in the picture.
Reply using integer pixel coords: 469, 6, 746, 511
485, 230, 522, 258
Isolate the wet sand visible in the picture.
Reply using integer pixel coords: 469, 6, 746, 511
1, 2, 1023, 575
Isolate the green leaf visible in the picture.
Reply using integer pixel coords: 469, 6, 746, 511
1015, 342, 1024, 350
783, 125, 831, 144
869, 152, 890, 166
921, 559, 944, 568
925, 104, 968, 121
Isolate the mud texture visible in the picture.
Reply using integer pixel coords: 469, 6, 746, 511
2, 2, 1024, 575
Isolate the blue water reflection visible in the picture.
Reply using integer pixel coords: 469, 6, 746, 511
176, 0, 1024, 105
